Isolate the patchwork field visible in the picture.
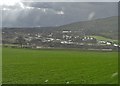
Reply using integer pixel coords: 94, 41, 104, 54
3, 48, 118, 84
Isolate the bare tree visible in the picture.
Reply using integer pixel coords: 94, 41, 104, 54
16, 36, 26, 48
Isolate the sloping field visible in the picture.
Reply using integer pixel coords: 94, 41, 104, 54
3, 48, 118, 84
89, 36, 118, 43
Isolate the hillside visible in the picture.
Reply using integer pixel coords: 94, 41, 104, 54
2, 16, 119, 49
58, 16, 118, 39
3, 16, 118, 40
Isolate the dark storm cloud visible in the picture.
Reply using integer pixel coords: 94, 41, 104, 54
2, 2, 118, 27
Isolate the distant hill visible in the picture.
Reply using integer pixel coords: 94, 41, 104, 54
3, 16, 118, 40
58, 16, 118, 39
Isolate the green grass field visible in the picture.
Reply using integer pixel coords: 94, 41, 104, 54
3, 48, 118, 84
89, 36, 118, 43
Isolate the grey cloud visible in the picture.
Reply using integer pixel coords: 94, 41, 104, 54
2, 2, 118, 27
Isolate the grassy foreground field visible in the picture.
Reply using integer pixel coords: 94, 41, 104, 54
3, 48, 118, 84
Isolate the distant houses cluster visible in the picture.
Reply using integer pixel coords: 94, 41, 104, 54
2, 29, 119, 51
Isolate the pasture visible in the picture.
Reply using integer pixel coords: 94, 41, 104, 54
2, 48, 118, 84
89, 35, 118, 43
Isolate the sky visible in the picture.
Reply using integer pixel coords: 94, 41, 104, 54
0, 0, 118, 27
